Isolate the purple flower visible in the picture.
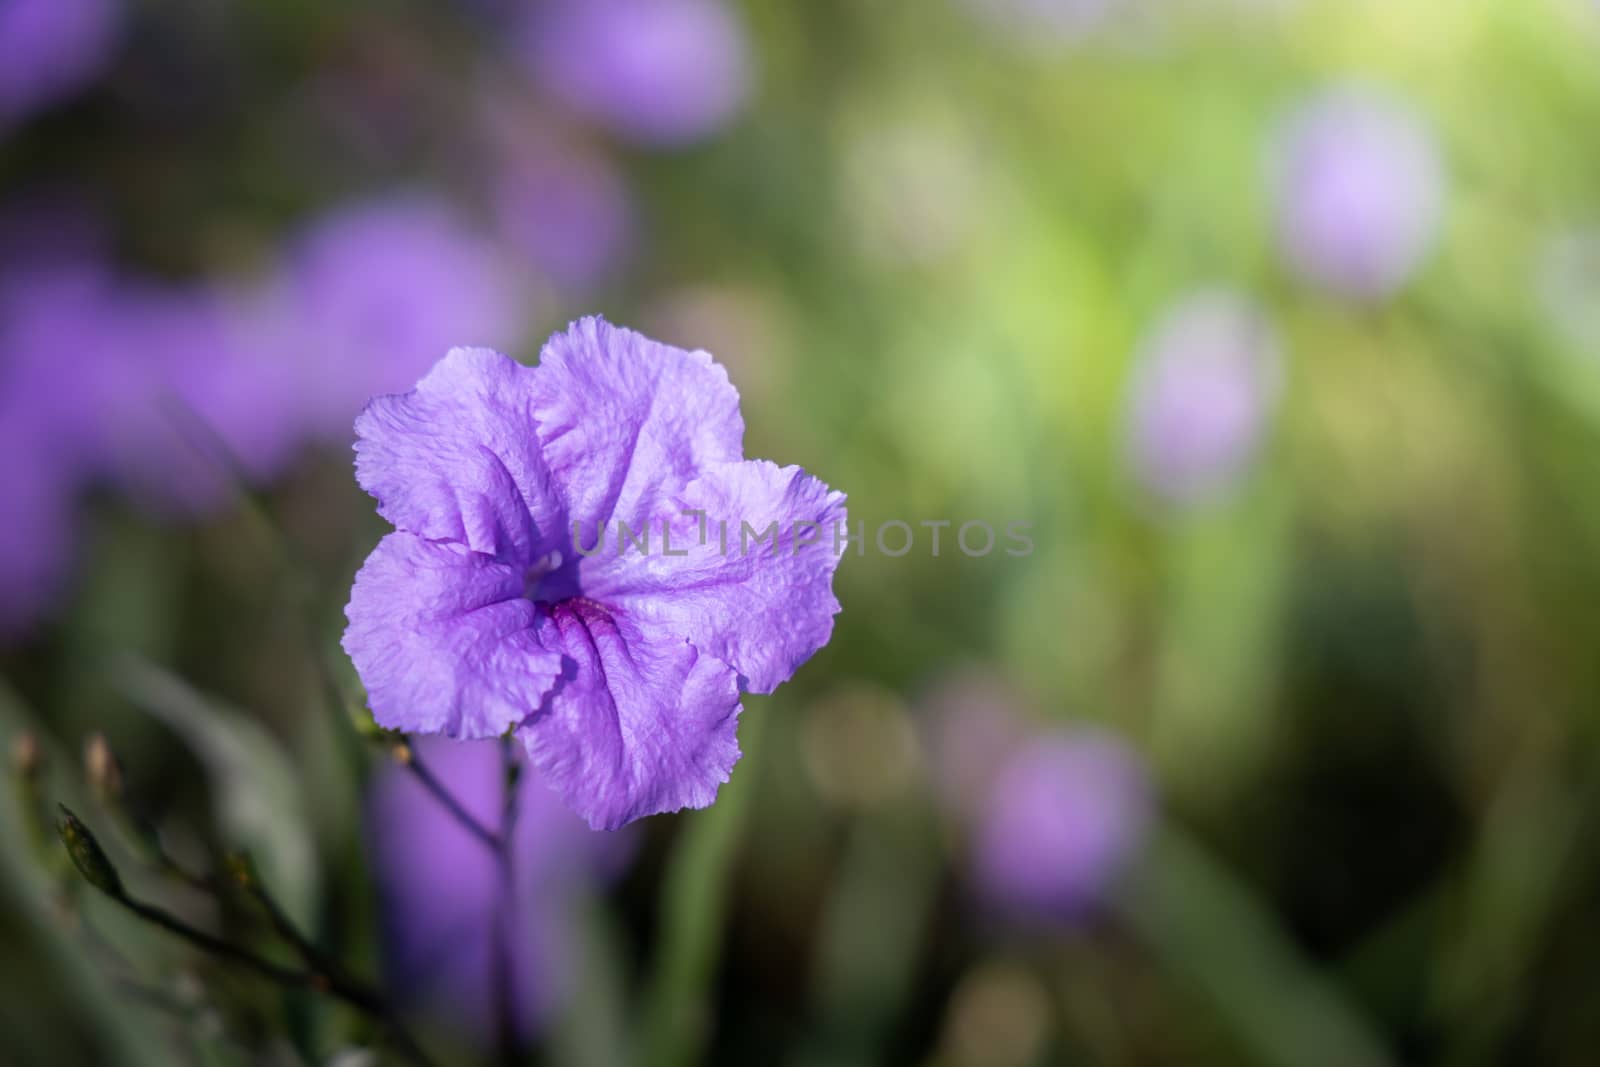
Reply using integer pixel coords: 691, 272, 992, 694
0, 255, 308, 637
1271, 86, 1445, 300
973, 730, 1153, 921
472, 94, 637, 290
0, 0, 119, 127
7, 267, 304, 516
0, 415, 80, 637
68, 281, 307, 514
0, 265, 114, 468
0, 263, 117, 634
520, 0, 750, 146
367, 737, 630, 1041
1126, 290, 1281, 506
343, 318, 846, 829
271, 194, 526, 439
493, 148, 635, 291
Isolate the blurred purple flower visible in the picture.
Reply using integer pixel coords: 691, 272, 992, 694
0, 415, 80, 637
2, 259, 303, 516
343, 320, 846, 829
973, 729, 1153, 921
367, 738, 630, 1042
493, 148, 635, 290
0, 264, 117, 634
0, 264, 116, 466
91, 282, 305, 514
520, 0, 750, 146
0, 0, 119, 127
0, 255, 309, 634
1271, 86, 1445, 300
272, 194, 526, 438
1126, 290, 1281, 506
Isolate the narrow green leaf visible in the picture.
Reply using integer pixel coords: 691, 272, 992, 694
113, 656, 318, 927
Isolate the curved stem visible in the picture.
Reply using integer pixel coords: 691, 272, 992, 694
396, 737, 500, 852
118, 892, 437, 1065
119, 896, 323, 989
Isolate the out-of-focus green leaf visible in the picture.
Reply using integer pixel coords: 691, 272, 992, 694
0, 682, 172, 1067
547, 897, 634, 1067
639, 712, 768, 1067
112, 656, 318, 927
1123, 821, 1396, 1067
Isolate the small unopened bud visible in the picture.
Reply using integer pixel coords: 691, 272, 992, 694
222, 850, 257, 889
81, 734, 162, 863
11, 731, 42, 779
56, 805, 125, 898
11, 732, 49, 860
84, 734, 125, 802
391, 742, 413, 766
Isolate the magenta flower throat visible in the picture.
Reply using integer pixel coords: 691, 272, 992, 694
343, 317, 846, 830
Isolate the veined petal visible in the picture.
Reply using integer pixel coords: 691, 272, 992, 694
343, 533, 563, 738
530, 316, 744, 532
355, 348, 561, 562
581, 460, 846, 694
518, 599, 742, 830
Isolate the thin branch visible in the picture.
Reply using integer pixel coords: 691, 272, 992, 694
493, 735, 523, 1065
223, 853, 443, 1067
384, 735, 523, 1061
395, 737, 500, 852
59, 807, 438, 1067
121, 894, 438, 1065
226, 854, 361, 998
119, 896, 324, 992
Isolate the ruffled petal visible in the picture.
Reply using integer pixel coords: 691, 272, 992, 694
579, 460, 846, 694
343, 533, 564, 738
518, 599, 742, 830
355, 348, 562, 563
530, 316, 744, 532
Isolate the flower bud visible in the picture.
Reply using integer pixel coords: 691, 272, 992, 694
221, 850, 257, 889
84, 733, 125, 802
82, 733, 163, 863
11, 731, 42, 780
11, 731, 50, 860
56, 805, 125, 898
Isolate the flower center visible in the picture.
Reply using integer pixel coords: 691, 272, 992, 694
522, 551, 579, 604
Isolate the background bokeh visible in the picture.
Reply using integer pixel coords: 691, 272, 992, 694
5, 1, 1600, 1064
